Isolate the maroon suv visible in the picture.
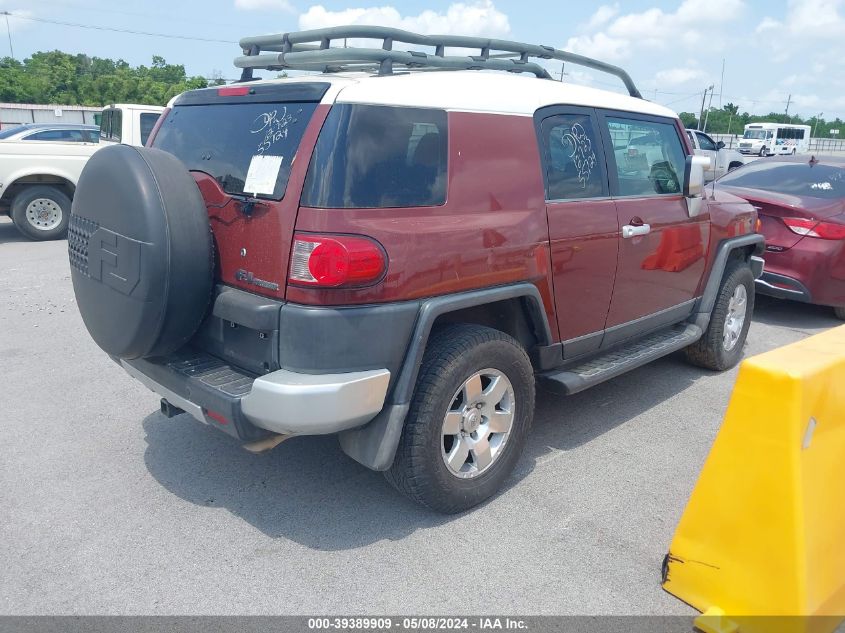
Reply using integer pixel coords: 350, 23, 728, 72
67, 27, 763, 513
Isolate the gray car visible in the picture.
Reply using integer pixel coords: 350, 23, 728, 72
0, 123, 100, 143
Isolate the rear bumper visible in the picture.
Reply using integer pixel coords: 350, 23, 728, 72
122, 350, 389, 439
755, 271, 812, 303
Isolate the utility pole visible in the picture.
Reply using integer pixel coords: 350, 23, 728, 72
785, 93, 792, 119
698, 87, 708, 130
2, 11, 13, 59
702, 84, 715, 132
719, 58, 725, 109
559, 62, 565, 82
812, 112, 823, 148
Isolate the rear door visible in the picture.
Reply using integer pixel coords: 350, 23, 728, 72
535, 106, 618, 358
151, 83, 330, 301
599, 111, 709, 345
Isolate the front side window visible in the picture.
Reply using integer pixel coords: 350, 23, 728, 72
154, 101, 318, 199
696, 132, 717, 151
301, 104, 447, 209
541, 113, 606, 200
606, 117, 686, 196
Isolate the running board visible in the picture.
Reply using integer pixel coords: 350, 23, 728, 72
540, 323, 703, 395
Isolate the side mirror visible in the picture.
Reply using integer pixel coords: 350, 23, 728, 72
716, 140, 726, 150
684, 155, 710, 217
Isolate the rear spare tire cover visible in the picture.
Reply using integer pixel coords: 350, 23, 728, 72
68, 145, 213, 360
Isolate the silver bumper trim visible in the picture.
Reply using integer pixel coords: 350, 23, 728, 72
240, 368, 390, 435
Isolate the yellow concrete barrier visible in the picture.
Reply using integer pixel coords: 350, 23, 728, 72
663, 325, 845, 633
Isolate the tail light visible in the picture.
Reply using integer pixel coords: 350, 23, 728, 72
782, 217, 845, 240
289, 233, 387, 288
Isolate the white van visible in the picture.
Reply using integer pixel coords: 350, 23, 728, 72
738, 123, 810, 157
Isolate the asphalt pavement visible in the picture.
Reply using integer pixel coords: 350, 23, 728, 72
1, 215, 840, 615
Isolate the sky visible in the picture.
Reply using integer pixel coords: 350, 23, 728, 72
2, 0, 845, 120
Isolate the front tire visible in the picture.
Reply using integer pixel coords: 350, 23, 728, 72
11, 185, 71, 241
759, 146, 767, 157
385, 324, 535, 513
686, 261, 755, 371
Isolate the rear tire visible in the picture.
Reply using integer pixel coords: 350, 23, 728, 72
385, 324, 535, 514
10, 185, 71, 241
686, 261, 755, 371
834, 307, 845, 320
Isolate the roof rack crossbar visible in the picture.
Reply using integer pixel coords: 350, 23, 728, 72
235, 25, 643, 98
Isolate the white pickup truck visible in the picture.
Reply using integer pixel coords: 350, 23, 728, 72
0, 103, 164, 240
685, 129, 746, 182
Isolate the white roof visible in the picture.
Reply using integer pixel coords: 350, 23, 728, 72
169, 71, 677, 119
332, 71, 677, 118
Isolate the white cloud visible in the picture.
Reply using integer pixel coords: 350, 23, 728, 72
566, 0, 746, 61
756, 0, 845, 38
584, 4, 619, 30
234, 0, 295, 12
298, 1, 510, 37
653, 67, 707, 86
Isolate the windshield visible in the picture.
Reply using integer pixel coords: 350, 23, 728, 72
719, 161, 844, 200
153, 101, 318, 199
743, 130, 771, 140
0, 126, 26, 139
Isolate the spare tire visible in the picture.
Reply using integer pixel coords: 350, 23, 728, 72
68, 145, 213, 360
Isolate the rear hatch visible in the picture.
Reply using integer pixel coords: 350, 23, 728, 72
151, 82, 330, 300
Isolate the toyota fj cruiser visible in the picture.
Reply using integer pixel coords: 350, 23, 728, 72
68, 27, 764, 513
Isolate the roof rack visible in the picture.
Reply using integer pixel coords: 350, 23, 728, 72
235, 26, 643, 99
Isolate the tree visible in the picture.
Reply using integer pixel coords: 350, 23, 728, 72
0, 51, 213, 107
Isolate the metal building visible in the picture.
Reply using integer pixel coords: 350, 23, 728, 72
0, 103, 102, 129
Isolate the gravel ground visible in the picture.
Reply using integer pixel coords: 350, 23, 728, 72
0, 215, 840, 616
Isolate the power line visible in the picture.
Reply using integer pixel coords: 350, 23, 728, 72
5, 13, 237, 44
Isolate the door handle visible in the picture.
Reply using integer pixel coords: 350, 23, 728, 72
622, 223, 651, 238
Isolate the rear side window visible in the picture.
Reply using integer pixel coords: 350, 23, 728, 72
606, 117, 686, 196
139, 113, 159, 146
540, 113, 607, 200
154, 102, 318, 199
301, 104, 447, 208
26, 130, 85, 142
719, 161, 844, 200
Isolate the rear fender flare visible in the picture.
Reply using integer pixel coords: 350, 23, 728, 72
338, 283, 553, 471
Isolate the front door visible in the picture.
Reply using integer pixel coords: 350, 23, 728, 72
599, 112, 709, 345
536, 107, 618, 359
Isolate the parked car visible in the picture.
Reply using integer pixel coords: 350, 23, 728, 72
67, 27, 764, 513
717, 155, 845, 319
0, 104, 164, 240
0, 123, 100, 143
685, 129, 745, 181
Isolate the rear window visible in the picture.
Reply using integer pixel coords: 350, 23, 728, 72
100, 108, 122, 142
301, 104, 447, 209
153, 102, 318, 199
719, 161, 844, 200
139, 113, 160, 146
